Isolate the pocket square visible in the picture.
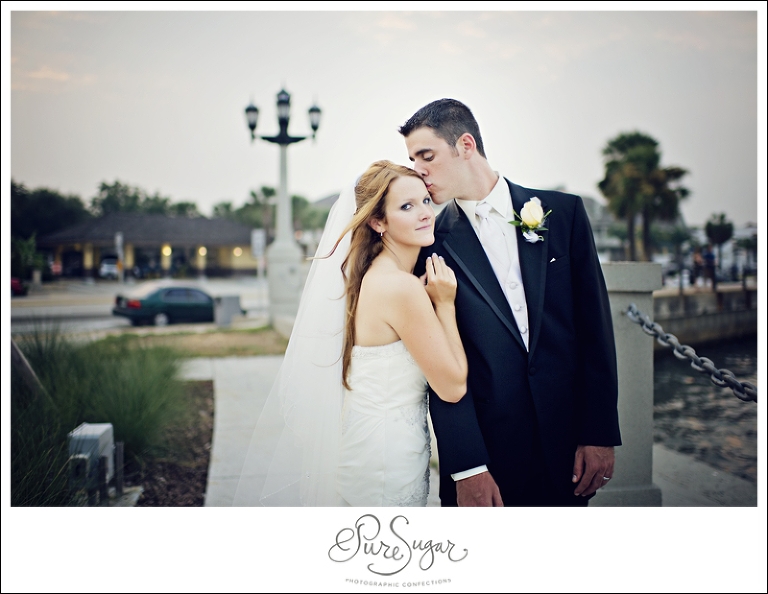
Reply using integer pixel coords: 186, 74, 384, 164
550, 257, 556, 263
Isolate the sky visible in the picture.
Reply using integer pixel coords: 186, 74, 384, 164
6, 3, 764, 230
2, 3, 767, 593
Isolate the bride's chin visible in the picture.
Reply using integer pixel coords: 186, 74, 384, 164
420, 234, 435, 246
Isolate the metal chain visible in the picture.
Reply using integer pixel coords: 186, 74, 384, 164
626, 303, 757, 403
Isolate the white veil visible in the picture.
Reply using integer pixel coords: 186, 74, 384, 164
232, 178, 357, 506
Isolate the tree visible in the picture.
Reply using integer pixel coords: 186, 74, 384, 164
91, 180, 144, 215
598, 132, 689, 261
303, 204, 330, 231
607, 222, 629, 245
213, 187, 275, 240
140, 193, 172, 215
735, 233, 757, 275
598, 134, 651, 261
213, 186, 329, 244
705, 213, 734, 272
169, 201, 201, 218
291, 194, 330, 231
11, 233, 46, 281
212, 201, 235, 219
642, 166, 689, 261
11, 180, 92, 240
257, 186, 277, 243
292, 194, 310, 229
90, 180, 201, 217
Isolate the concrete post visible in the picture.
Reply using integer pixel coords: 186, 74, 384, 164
266, 143, 303, 324
591, 262, 663, 506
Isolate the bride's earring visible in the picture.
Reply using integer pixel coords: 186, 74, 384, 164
380, 231, 384, 238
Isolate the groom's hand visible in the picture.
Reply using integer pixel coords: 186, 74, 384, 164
572, 445, 615, 497
456, 471, 504, 507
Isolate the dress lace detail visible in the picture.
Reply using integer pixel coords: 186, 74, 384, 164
352, 340, 418, 366
400, 400, 429, 436
387, 466, 430, 507
351, 340, 408, 358
338, 340, 430, 507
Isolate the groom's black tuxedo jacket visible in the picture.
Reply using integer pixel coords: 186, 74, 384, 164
415, 179, 621, 506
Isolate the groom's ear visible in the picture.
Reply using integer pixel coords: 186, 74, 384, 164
457, 133, 477, 159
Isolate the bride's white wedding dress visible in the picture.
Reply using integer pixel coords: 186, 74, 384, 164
337, 340, 431, 507
234, 178, 433, 507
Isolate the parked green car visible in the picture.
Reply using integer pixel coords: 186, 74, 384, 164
113, 282, 215, 326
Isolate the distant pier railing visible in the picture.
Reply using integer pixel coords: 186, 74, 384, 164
652, 284, 757, 347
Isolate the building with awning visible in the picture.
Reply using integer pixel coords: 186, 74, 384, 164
37, 212, 260, 278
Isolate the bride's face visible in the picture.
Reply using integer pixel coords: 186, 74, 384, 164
379, 176, 435, 247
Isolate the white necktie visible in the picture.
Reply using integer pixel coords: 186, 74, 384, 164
476, 201, 510, 282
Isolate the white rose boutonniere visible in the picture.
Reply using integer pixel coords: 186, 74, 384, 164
509, 197, 552, 243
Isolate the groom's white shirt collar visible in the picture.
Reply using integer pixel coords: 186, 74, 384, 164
455, 172, 510, 232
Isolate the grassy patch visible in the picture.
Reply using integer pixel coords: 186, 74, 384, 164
91, 324, 289, 357
11, 327, 188, 506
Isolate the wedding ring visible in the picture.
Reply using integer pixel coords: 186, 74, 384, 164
602, 476, 611, 481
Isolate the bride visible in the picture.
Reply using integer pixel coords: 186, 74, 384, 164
234, 160, 467, 506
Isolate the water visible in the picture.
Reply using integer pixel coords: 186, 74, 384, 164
653, 335, 758, 483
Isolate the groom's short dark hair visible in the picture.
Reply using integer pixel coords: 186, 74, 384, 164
399, 98, 487, 158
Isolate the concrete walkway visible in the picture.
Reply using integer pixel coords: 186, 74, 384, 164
179, 356, 757, 507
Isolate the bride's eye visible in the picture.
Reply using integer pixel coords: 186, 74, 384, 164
401, 203, 413, 211
423, 197, 431, 205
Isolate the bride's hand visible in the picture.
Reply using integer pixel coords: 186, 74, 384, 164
422, 253, 457, 306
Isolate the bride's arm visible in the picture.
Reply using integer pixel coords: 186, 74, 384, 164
384, 255, 468, 403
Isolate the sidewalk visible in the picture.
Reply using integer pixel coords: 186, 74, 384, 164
179, 356, 757, 507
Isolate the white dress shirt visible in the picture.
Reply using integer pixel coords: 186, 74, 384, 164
451, 174, 530, 482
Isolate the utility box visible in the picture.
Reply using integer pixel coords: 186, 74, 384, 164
68, 422, 114, 491
214, 295, 243, 327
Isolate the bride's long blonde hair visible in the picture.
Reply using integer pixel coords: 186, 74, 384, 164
320, 160, 422, 389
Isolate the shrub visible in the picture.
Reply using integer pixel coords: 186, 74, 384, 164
11, 324, 186, 506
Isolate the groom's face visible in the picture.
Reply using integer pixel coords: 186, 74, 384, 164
405, 126, 463, 205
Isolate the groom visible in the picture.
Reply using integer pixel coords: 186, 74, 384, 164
403, 99, 621, 506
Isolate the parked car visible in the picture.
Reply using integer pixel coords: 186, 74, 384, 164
11, 277, 28, 297
99, 257, 119, 279
112, 282, 215, 326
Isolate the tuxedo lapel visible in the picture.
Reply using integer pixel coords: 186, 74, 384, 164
440, 201, 526, 352
508, 180, 549, 357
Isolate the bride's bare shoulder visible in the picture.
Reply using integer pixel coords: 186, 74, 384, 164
362, 266, 424, 300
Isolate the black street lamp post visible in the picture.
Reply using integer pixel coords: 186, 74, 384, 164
245, 89, 321, 320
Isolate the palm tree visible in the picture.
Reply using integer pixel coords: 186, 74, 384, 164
598, 132, 689, 261
642, 166, 689, 261
598, 135, 650, 261
705, 213, 734, 273
735, 234, 757, 276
